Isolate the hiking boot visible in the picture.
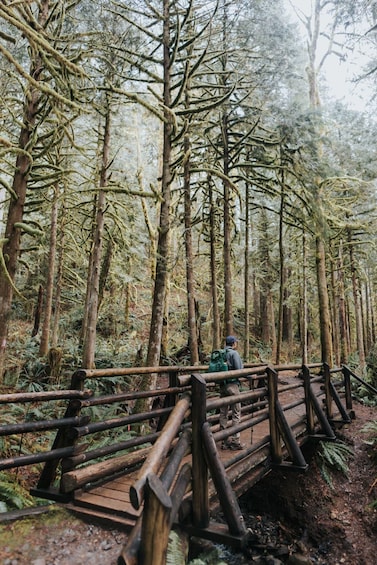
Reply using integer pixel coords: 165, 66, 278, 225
228, 441, 245, 450
221, 440, 231, 450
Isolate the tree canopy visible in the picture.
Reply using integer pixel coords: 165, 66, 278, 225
0, 0, 377, 381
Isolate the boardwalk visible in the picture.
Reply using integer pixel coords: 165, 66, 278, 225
0, 362, 358, 563
62, 371, 347, 533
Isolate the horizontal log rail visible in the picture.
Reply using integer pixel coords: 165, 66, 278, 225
0, 445, 82, 471
0, 389, 92, 403
0, 415, 90, 437
69, 406, 173, 439
61, 431, 161, 472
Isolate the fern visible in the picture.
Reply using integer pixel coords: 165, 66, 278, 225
166, 530, 187, 565
0, 471, 35, 511
316, 440, 354, 489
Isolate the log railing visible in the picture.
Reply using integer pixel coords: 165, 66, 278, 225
0, 361, 360, 541
118, 362, 355, 565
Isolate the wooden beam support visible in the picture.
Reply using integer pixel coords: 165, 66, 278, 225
302, 364, 316, 435
323, 363, 333, 419
329, 381, 352, 424
191, 374, 209, 529
202, 421, 247, 536
308, 386, 336, 440
275, 402, 308, 471
267, 366, 282, 464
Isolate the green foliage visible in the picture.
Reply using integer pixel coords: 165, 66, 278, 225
166, 530, 188, 565
0, 471, 35, 512
366, 343, 377, 387
346, 351, 361, 373
316, 440, 354, 489
349, 372, 377, 408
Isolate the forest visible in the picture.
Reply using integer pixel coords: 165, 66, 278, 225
1, 0, 377, 386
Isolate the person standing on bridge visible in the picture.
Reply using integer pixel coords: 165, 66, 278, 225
220, 335, 245, 450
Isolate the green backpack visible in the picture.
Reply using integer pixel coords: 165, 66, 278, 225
207, 349, 229, 373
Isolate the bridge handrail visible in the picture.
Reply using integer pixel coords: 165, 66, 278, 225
129, 393, 191, 510
343, 364, 377, 395
0, 361, 351, 501
0, 389, 92, 403
178, 362, 323, 386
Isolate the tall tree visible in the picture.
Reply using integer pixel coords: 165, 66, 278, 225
0, 1, 83, 378
81, 100, 110, 369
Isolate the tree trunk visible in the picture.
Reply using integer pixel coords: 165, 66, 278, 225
184, 134, 199, 364
269, 292, 277, 360
282, 267, 293, 347
81, 103, 110, 368
223, 113, 233, 338
39, 187, 59, 356
0, 0, 49, 379
209, 178, 221, 350
98, 239, 113, 312
276, 168, 285, 364
253, 273, 260, 339
32, 285, 44, 338
301, 231, 308, 364
365, 275, 375, 352
305, 0, 333, 367
244, 182, 250, 362
51, 205, 66, 348
146, 0, 173, 374
330, 243, 340, 367
316, 236, 333, 365
222, 1, 233, 339
348, 230, 365, 368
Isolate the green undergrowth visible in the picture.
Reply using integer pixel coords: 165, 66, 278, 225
315, 440, 354, 489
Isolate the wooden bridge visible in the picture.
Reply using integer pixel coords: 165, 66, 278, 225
1, 361, 367, 564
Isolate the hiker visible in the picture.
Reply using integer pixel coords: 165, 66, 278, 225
219, 335, 245, 450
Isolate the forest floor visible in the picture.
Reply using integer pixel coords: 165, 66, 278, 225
0, 401, 376, 565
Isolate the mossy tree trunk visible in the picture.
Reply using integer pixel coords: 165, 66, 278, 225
81, 99, 111, 369
0, 0, 49, 379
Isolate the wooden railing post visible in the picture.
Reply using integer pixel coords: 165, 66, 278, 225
323, 362, 333, 419
118, 431, 191, 565
191, 373, 209, 528
342, 365, 353, 410
140, 474, 172, 565
302, 364, 315, 435
202, 421, 247, 537
266, 366, 282, 465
